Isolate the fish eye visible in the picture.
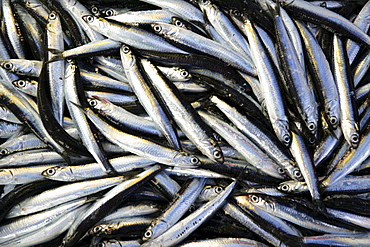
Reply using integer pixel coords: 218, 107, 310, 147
190, 156, 199, 165
91, 6, 99, 15
250, 195, 260, 203
174, 19, 183, 27
49, 12, 57, 20
232, 9, 241, 16
105, 9, 114, 17
85, 15, 94, 23
3, 62, 13, 70
307, 122, 316, 132
97, 243, 105, 247
0, 149, 9, 155
213, 150, 222, 159
214, 186, 223, 194
45, 168, 56, 176
201, 0, 210, 4
351, 133, 360, 145
277, 167, 285, 174
293, 169, 302, 178
280, 184, 290, 191
153, 24, 162, 33
320, 2, 327, 7
88, 99, 98, 107
180, 70, 189, 78
283, 134, 291, 144
329, 116, 338, 126
16, 80, 27, 88
144, 229, 153, 238
122, 46, 130, 54
93, 225, 102, 233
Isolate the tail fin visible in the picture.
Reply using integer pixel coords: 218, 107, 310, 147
46, 49, 64, 63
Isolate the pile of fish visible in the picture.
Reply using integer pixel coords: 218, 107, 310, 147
1, 0, 370, 246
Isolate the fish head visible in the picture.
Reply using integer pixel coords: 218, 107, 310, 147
89, 224, 109, 236
82, 15, 107, 31
0, 60, 14, 72
326, 99, 340, 129
47, 11, 62, 34
41, 166, 76, 181
0, 169, 16, 184
151, 23, 179, 38
173, 152, 201, 168
342, 120, 360, 148
247, 193, 274, 211
277, 180, 307, 193
143, 220, 170, 241
87, 95, 112, 113
120, 45, 136, 69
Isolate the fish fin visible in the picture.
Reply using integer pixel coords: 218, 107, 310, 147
266, 0, 281, 17
46, 49, 64, 63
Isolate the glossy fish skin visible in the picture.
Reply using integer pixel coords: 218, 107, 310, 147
138, 0, 205, 24
178, 238, 268, 247
141, 59, 223, 163
6, 176, 126, 218
295, 20, 340, 130
332, 34, 360, 148
222, 202, 290, 247
89, 216, 153, 238
143, 178, 206, 240
121, 46, 181, 149
61, 165, 162, 247
0, 79, 69, 161
151, 22, 257, 76
81, 69, 132, 93
51, 0, 104, 42
83, 107, 200, 168
1, 205, 88, 247
289, 127, 322, 206
42, 155, 155, 182
234, 195, 302, 237
198, 0, 252, 61
0, 105, 22, 124
13, 3, 44, 60
141, 179, 237, 247
210, 96, 299, 180
45, 11, 65, 125
48, 39, 121, 62
246, 193, 354, 234
64, 59, 116, 175
322, 126, 370, 188
0, 149, 89, 168
346, 0, 370, 63
269, 2, 318, 135
199, 110, 283, 179
82, 15, 188, 54
0, 131, 48, 155
87, 96, 164, 137
281, 0, 370, 50
2, 0, 27, 59
242, 16, 291, 147
0, 197, 88, 244
107, 9, 174, 25
0, 165, 65, 185
0, 120, 23, 139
